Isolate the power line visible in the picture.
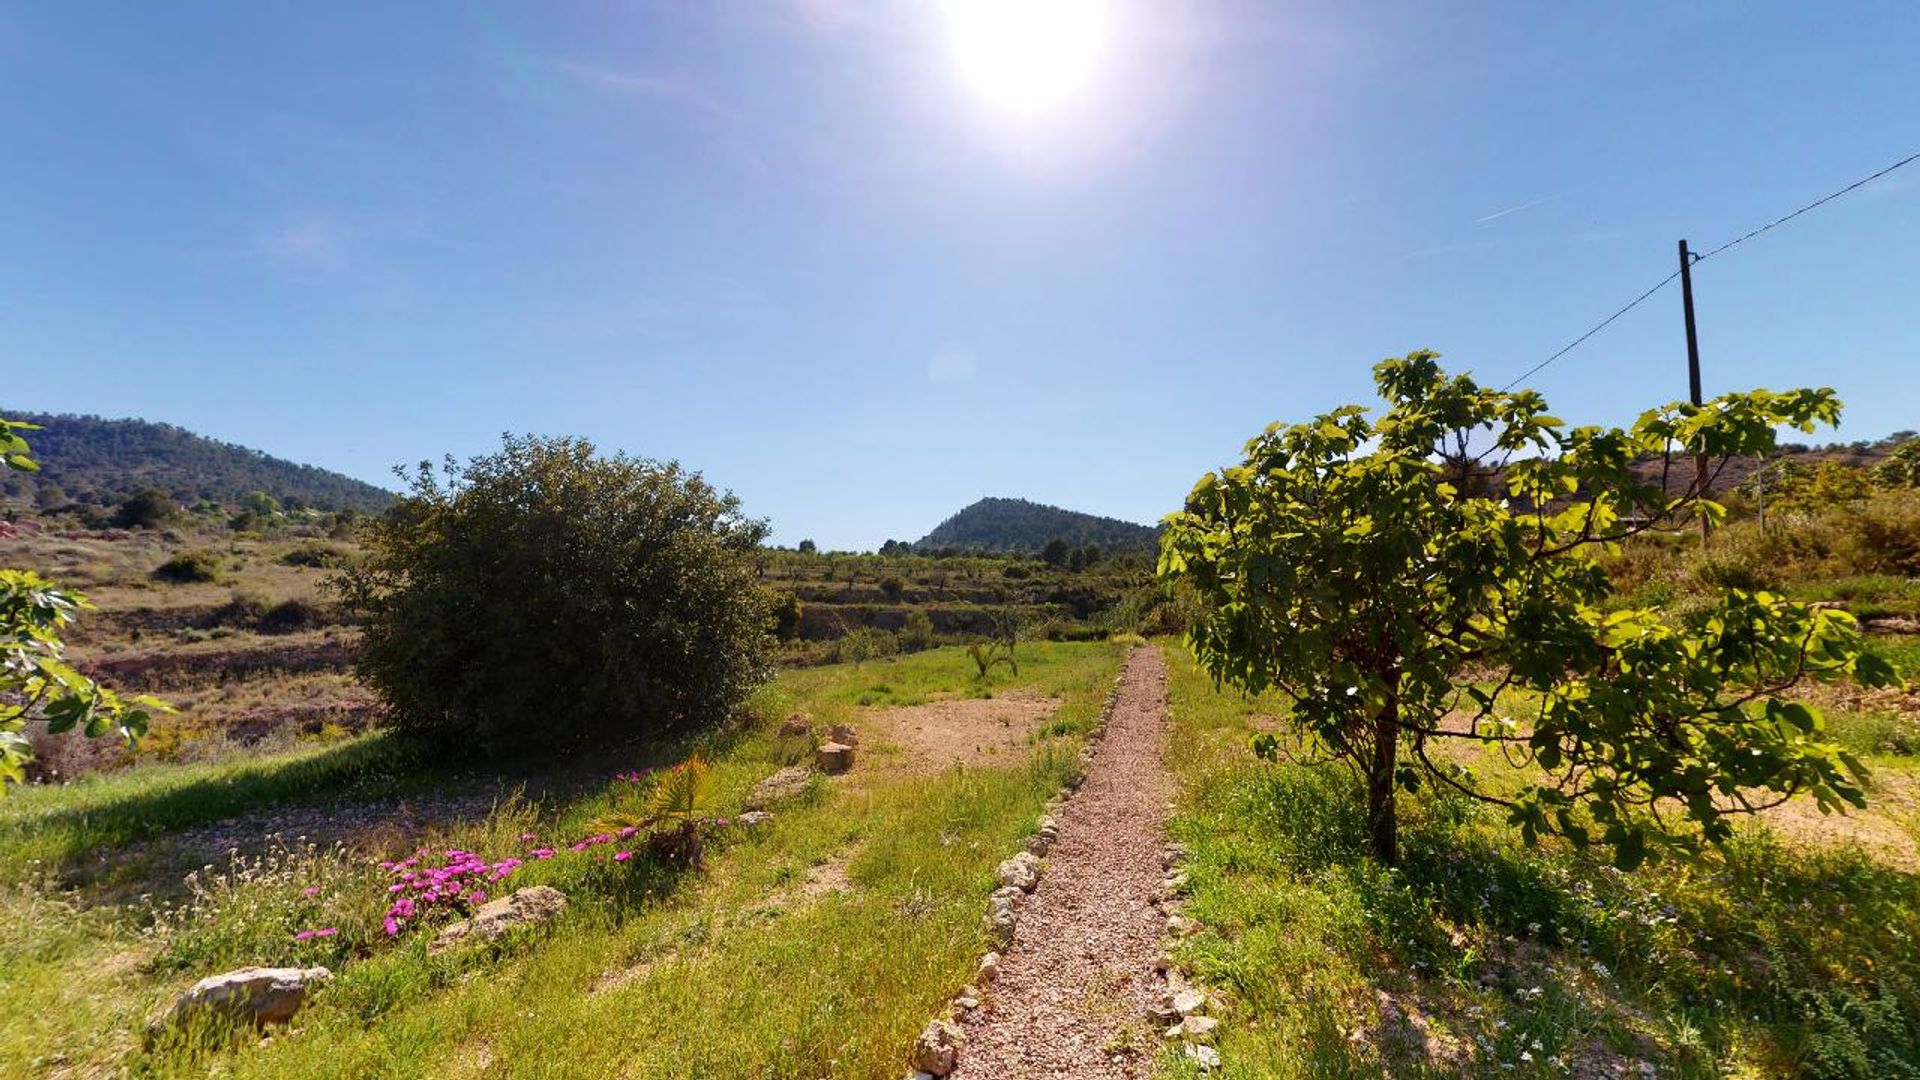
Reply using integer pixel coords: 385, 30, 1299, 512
1502, 149, 1920, 390
1693, 150, 1920, 261
1500, 270, 1680, 390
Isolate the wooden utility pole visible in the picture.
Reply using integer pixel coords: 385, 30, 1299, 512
1678, 239, 1710, 543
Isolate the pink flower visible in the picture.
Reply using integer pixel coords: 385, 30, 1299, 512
302, 886, 320, 898
518, 832, 537, 843
294, 927, 338, 942
530, 847, 555, 859
613, 850, 633, 862
383, 916, 400, 936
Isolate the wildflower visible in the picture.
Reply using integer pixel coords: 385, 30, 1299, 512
293, 927, 339, 942
383, 915, 400, 936
302, 886, 320, 898
531, 848, 555, 859
518, 832, 537, 843
614, 851, 633, 862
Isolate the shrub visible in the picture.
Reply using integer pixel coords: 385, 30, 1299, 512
837, 626, 897, 666
281, 541, 350, 569
878, 575, 906, 601
209, 589, 269, 627
153, 550, 223, 584
1692, 548, 1781, 593
770, 590, 803, 641
258, 598, 325, 634
899, 610, 935, 652
1836, 490, 1920, 576
112, 488, 180, 529
332, 435, 774, 755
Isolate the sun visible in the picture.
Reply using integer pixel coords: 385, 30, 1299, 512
941, 0, 1110, 116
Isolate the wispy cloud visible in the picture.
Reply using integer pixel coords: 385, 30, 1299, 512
1475, 194, 1559, 224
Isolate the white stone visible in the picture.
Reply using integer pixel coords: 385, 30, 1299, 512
162, 966, 332, 1031
431, 886, 568, 954
815, 742, 855, 774
976, 952, 1002, 984
911, 1019, 964, 1075
997, 851, 1042, 892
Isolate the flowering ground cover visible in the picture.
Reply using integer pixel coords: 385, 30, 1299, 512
0, 639, 1124, 1077
1156, 640, 1920, 1080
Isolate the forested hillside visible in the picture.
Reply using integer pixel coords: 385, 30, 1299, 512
916, 496, 1160, 553
0, 413, 394, 512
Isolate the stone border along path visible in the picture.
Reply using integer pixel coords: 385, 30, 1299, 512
909, 645, 1220, 1079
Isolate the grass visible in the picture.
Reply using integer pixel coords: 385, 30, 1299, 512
0, 639, 1126, 1078
1157, 641, 1920, 1080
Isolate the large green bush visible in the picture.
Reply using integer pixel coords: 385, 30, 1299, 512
333, 435, 774, 755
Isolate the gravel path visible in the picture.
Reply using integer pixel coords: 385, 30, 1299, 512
952, 646, 1173, 1079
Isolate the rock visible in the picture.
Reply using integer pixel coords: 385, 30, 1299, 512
984, 902, 1017, 946
745, 766, 813, 809
1172, 988, 1208, 1016
911, 1019, 964, 1076
1144, 995, 1181, 1024
430, 886, 568, 954
1166, 914, 1196, 937
1164, 871, 1189, 893
989, 885, 1025, 907
951, 994, 980, 1014
777, 713, 812, 737
1024, 832, 1052, 857
1173, 1015, 1220, 1042
160, 966, 332, 1032
736, 810, 774, 828
815, 742, 855, 775
976, 951, 1002, 984
1185, 1043, 1222, 1070
1153, 952, 1174, 972
828, 723, 859, 746
996, 851, 1042, 892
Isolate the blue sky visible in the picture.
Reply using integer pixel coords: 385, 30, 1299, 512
4, 2, 1915, 549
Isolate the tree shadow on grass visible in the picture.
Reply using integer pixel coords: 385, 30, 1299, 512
5, 717, 759, 895
1215, 763, 1920, 1077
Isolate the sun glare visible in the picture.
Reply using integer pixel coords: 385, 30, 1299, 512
942, 0, 1110, 116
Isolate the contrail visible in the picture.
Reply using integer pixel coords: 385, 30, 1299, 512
1475, 194, 1558, 224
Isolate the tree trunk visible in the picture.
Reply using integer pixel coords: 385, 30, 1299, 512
1366, 700, 1399, 865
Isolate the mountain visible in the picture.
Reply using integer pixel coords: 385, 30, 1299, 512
916, 497, 1161, 554
1, 413, 395, 512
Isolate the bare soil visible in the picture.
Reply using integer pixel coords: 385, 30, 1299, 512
951, 647, 1173, 1079
861, 690, 1061, 775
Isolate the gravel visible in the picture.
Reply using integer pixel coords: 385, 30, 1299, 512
951, 646, 1173, 1079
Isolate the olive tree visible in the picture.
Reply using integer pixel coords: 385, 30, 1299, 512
334, 435, 774, 755
1, 419, 162, 786
1159, 352, 1899, 866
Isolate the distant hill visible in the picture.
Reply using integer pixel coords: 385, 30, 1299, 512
917, 497, 1161, 554
0, 413, 395, 512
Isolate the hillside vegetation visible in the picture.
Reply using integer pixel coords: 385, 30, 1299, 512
915, 496, 1160, 553
0, 413, 394, 513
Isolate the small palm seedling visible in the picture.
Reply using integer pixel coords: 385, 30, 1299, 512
595, 756, 720, 868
